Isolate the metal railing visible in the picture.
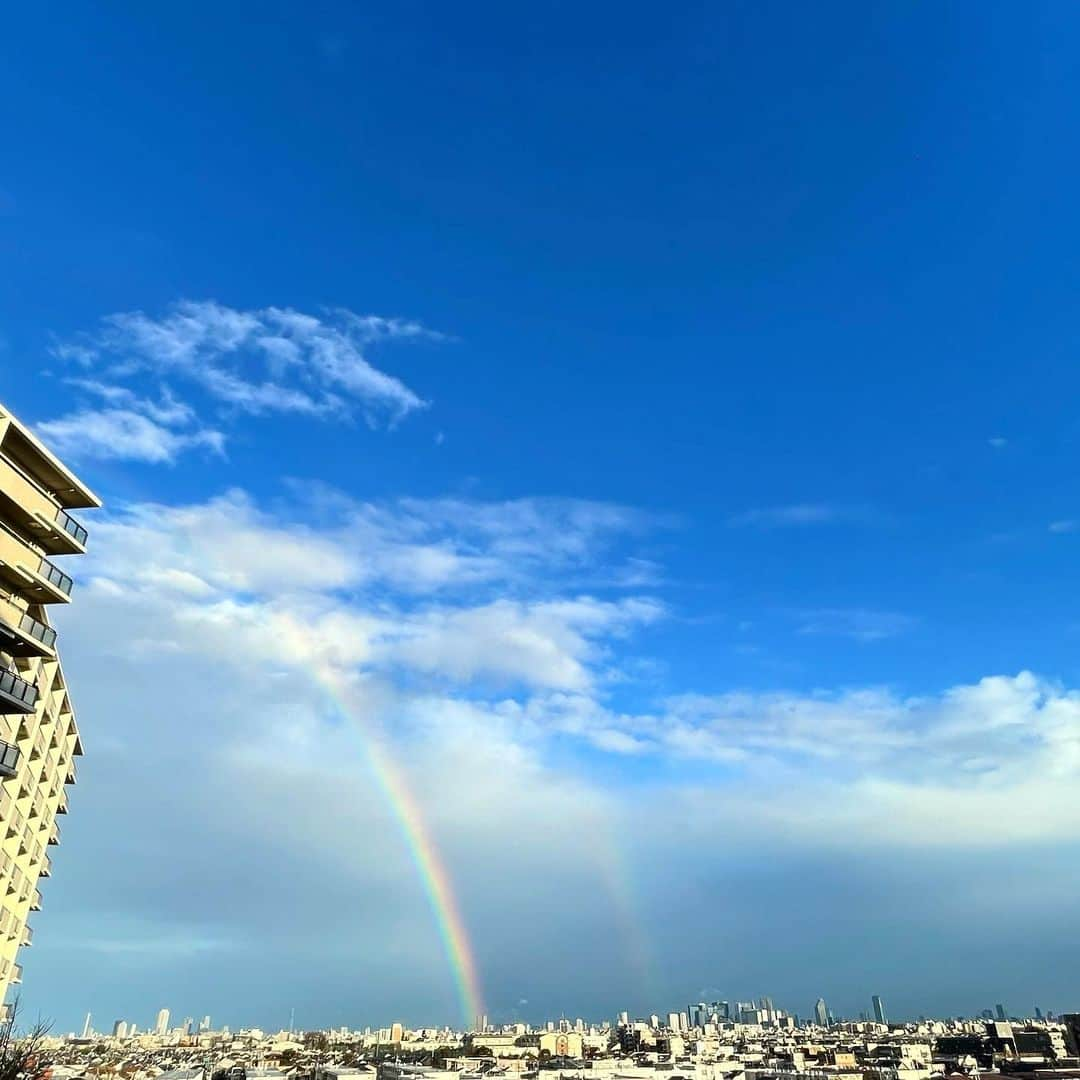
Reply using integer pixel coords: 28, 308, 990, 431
55, 508, 87, 547
0, 668, 36, 710
39, 558, 73, 597
0, 740, 19, 778
17, 611, 55, 649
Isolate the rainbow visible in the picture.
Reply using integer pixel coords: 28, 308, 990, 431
313, 666, 484, 1029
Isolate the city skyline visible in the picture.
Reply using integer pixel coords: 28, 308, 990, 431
4, 1, 1080, 1033
64, 994, 1062, 1041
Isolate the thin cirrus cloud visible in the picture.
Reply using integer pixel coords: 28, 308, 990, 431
727, 502, 875, 528
794, 607, 917, 642
38, 300, 436, 463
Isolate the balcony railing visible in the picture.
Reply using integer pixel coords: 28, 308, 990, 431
55, 508, 87, 548
38, 558, 73, 598
17, 611, 55, 650
0, 668, 36, 714
0, 740, 19, 778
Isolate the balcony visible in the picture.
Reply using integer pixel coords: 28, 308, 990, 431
0, 455, 87, 556
20, 925, 31, 946
0, 739, 19, 779
0, 599, 56, 657
11, 963, 21, 984
54, 507, 87, 549
0, 521, 73, 604
0, 668, 37, 714
36, 557, 73, 600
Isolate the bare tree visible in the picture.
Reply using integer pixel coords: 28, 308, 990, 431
0, 998, 52, 1080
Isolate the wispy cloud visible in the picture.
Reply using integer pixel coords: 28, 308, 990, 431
728, 503, 871, 528
43, 300, 437, 462
1049, 520, 1078, 534
988, 436, 1008, 449
794, 607, 917, 642
37, 407, 225, 465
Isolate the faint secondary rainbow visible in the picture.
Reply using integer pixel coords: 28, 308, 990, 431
312, 666, 484, 1029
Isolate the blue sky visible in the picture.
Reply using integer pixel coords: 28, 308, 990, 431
4, 1, 1080, 1032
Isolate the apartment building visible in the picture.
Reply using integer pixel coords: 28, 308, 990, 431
0, 403, 98, 1003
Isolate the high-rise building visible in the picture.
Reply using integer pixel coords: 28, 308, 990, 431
155, 1008, 170, 1036
814, 998, 829, 1027
112, 1020, 126, 1038
199, 1016, 212, 1032
872, 996, 887, 1024
0, 406, 96, 1006
996, 1004, 1007, 1021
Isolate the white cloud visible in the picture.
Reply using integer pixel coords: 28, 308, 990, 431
39, 300, 438, 463
59, 299, 430, 422
378, 597, 661, 691
36, 407, 224, 465
32, 482, 1080, 1024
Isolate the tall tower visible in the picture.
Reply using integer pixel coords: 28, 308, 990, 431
0, 405, 97, 1005
156, 1008, 170, 1036
814, 998, 828, 1027
872, 995, 886, 1024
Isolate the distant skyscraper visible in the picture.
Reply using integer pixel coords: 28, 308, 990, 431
82, 1013, 92, 1039
155, 1008, 170, 1036
814, 998, 829, 1027
1035, 1007, 1043, 1020
996, 1004, 1007, 1021
872, 996, 887, 1024
200, 1016, 211, 1032
112, 1020, 126, 1038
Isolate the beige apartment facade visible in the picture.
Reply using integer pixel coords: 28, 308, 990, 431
0, 403, 97, 1004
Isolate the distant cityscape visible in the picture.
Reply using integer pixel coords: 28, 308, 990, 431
35, 997, 1080, 1080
